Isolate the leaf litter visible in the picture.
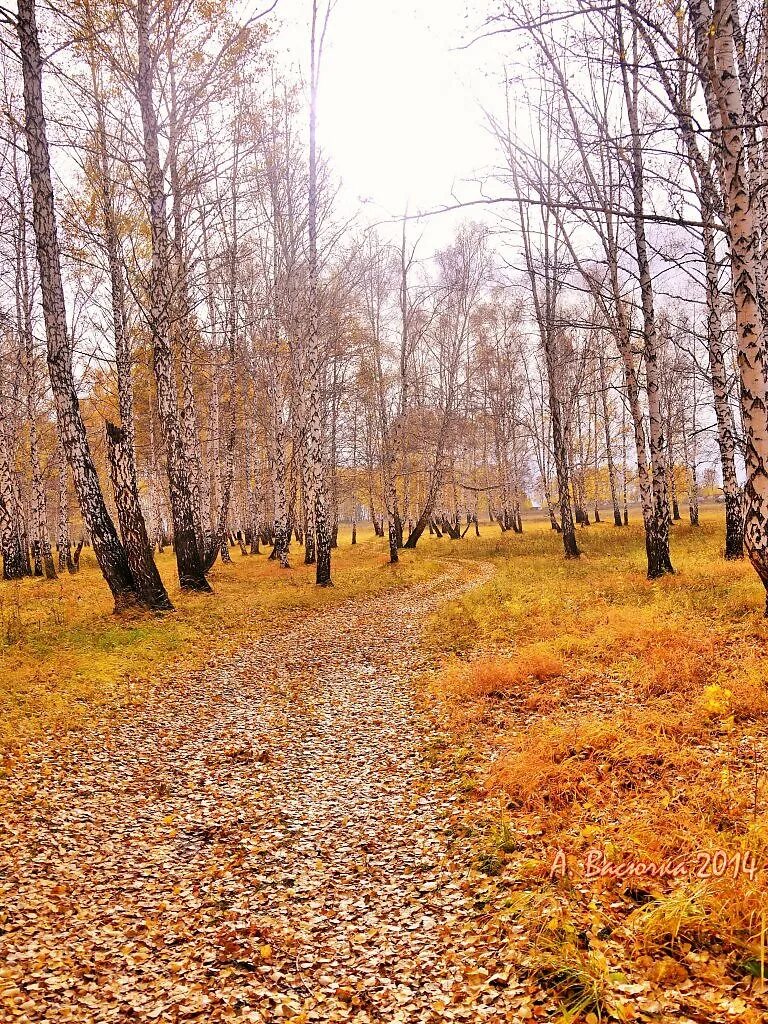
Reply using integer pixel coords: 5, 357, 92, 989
0, 561, 536, 1023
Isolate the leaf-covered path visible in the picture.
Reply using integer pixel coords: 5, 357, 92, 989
1, 561, 525, 1023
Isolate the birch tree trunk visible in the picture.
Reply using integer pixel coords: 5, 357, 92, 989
306, 0, 333, 585
702, 202, 744, 557
637, 0, 746, 550
27, 412, 55, 579
56, 441, 72, 572
204, 328, 238, 572
598, 347, 623, 526
268, 400, 290, 568
692, 0, 768, 605
617, 4, 673, 577
682, 370, 701, 527
106, 424, 173, 611
301, 437, 316, 564
203, 141, 241, 571
164, 7, 207, 555
0, 406, 27, 580
514, 186, 579, 559
16, 0, 142, 611
248, 423, 261, 555
403, 406, 452, 549
86, 26, 137, 464
135, 0, 211, 593
88, 35, 172, 610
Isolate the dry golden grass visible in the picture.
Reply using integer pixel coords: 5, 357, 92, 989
0, 524, 444, 747
427, 508, 768, 1014
437, 650, 565, 701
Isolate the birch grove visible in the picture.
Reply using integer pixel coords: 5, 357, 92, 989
0, 0, 766, 610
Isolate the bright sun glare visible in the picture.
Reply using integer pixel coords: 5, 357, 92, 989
274, 0, 490, 220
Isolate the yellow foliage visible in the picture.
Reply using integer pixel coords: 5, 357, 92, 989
700, 682, 733, 716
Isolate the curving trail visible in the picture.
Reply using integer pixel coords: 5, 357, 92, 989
0, 559, 528, 1024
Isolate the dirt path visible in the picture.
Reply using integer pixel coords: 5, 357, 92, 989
0, 560, 527, 1024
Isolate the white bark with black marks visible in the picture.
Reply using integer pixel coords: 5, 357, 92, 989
16, 0, 141, 610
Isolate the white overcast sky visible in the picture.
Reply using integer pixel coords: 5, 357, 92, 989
267, 0, 502, 237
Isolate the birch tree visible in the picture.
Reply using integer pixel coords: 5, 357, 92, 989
11, 0, 163, 612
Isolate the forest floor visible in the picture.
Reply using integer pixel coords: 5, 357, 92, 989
0, 553, 527, 1023
2, 512, 768, 1022
0, 526, 441, 747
